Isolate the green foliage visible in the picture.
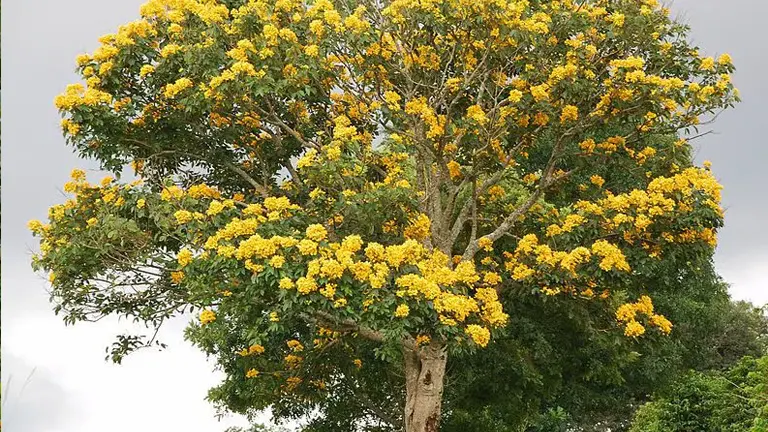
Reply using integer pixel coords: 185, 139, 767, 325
629, 356, 768, 432
224, 424, 292, 432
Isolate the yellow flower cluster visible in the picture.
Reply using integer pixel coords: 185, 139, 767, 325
560, 105, 579, 123
447, 160, 462, 180
572, 167, 722, 248
178, 248, 194, 267
287, 340, 304, 352
616, 295, 672, 337
306, 224, 328, 241
405, 97, 445, 139
188, 184, 221, 199
403, 213, 431, 241
466, 104, 488, 125
465, 324, 490, 347
591, 240, 631, 272
188, 194, 507, 344
238, 344, 265, 356
505, 233, 629, 286
200, 309, 216, 325
140, 0, 229, 24
163, 77, 193, 98
394, 304, 410, 317
55, 83, 112, 110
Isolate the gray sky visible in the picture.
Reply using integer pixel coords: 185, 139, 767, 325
1, 1, 766, 431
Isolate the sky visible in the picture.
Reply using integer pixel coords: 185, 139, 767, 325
1, 1, 766, 431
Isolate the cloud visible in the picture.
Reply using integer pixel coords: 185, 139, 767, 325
2, 303, 257, 432
1, 352, 79, 432
717, 251, 768, 306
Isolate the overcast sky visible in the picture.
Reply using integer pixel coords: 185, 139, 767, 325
2, 1, 766, 431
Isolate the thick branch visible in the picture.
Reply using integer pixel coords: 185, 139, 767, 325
461, 132, 573, 259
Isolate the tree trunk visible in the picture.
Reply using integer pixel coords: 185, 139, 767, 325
403, 344, 447, 432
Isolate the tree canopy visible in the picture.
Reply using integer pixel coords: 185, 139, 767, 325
630, 355, 768, 432
30, 0, 740, 430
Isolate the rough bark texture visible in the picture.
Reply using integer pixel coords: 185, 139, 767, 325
404, 344, 447, 432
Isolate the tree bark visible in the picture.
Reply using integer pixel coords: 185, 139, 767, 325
403, 344, 447, 432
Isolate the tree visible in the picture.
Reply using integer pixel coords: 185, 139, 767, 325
441, 258, 767, 432
224, 424, 292, 432
692, 301, 768, 372
629, 355, 768, 432
30, 1, 739, 431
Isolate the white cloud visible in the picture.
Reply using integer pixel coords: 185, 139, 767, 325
717, 251, 768, 306
3, 307, 262, 432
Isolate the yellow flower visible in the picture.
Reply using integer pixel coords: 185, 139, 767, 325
160, 43, 182, 57
341, 235, 363, 253
530, 83, 550, 102
718, 53, 733, 65
560, 105, 579, 123
466, 104, 488, 125
403, 213, 431, 241
320, 283, 337, 298
175, 210, 193, 224
177, 248, 193, 267
465, 325, 490, 347
365, 243, 386, 262
306, 224, 328, 241
483, 272, 502, 286
264, 196, 295, 212
304, 44, 319, 56
477, 237, 493, 251
200, 310, 216, 325
269, 255, 286, 268
415, 335, 431, 346
27, 219, 44, 235
69, 168, 85, 181
279, 277, 295, 289
245, 368, 260, 378
139, 64, 155, 77
447, 160, 462, 179
608, 12, 625, 27
487, 185, 505, 201
394, 304, 410, 318
635, 295, 654, 315
353, 359, 362, 368
699, 57, 715, 71
287, 340, 304, 352
624, 320, 645, 337
298, 239, 318, 255
511, 264, 535, 281
591, 240, 630, 272
383, 91, 401, 110
522, 173, 540, 185
206, 200, 226, 216
296, 277, 318, 294
170, 271, 184, 284
650, 314, 673, 334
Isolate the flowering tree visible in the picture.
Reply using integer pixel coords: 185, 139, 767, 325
31, 0, 739, 430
